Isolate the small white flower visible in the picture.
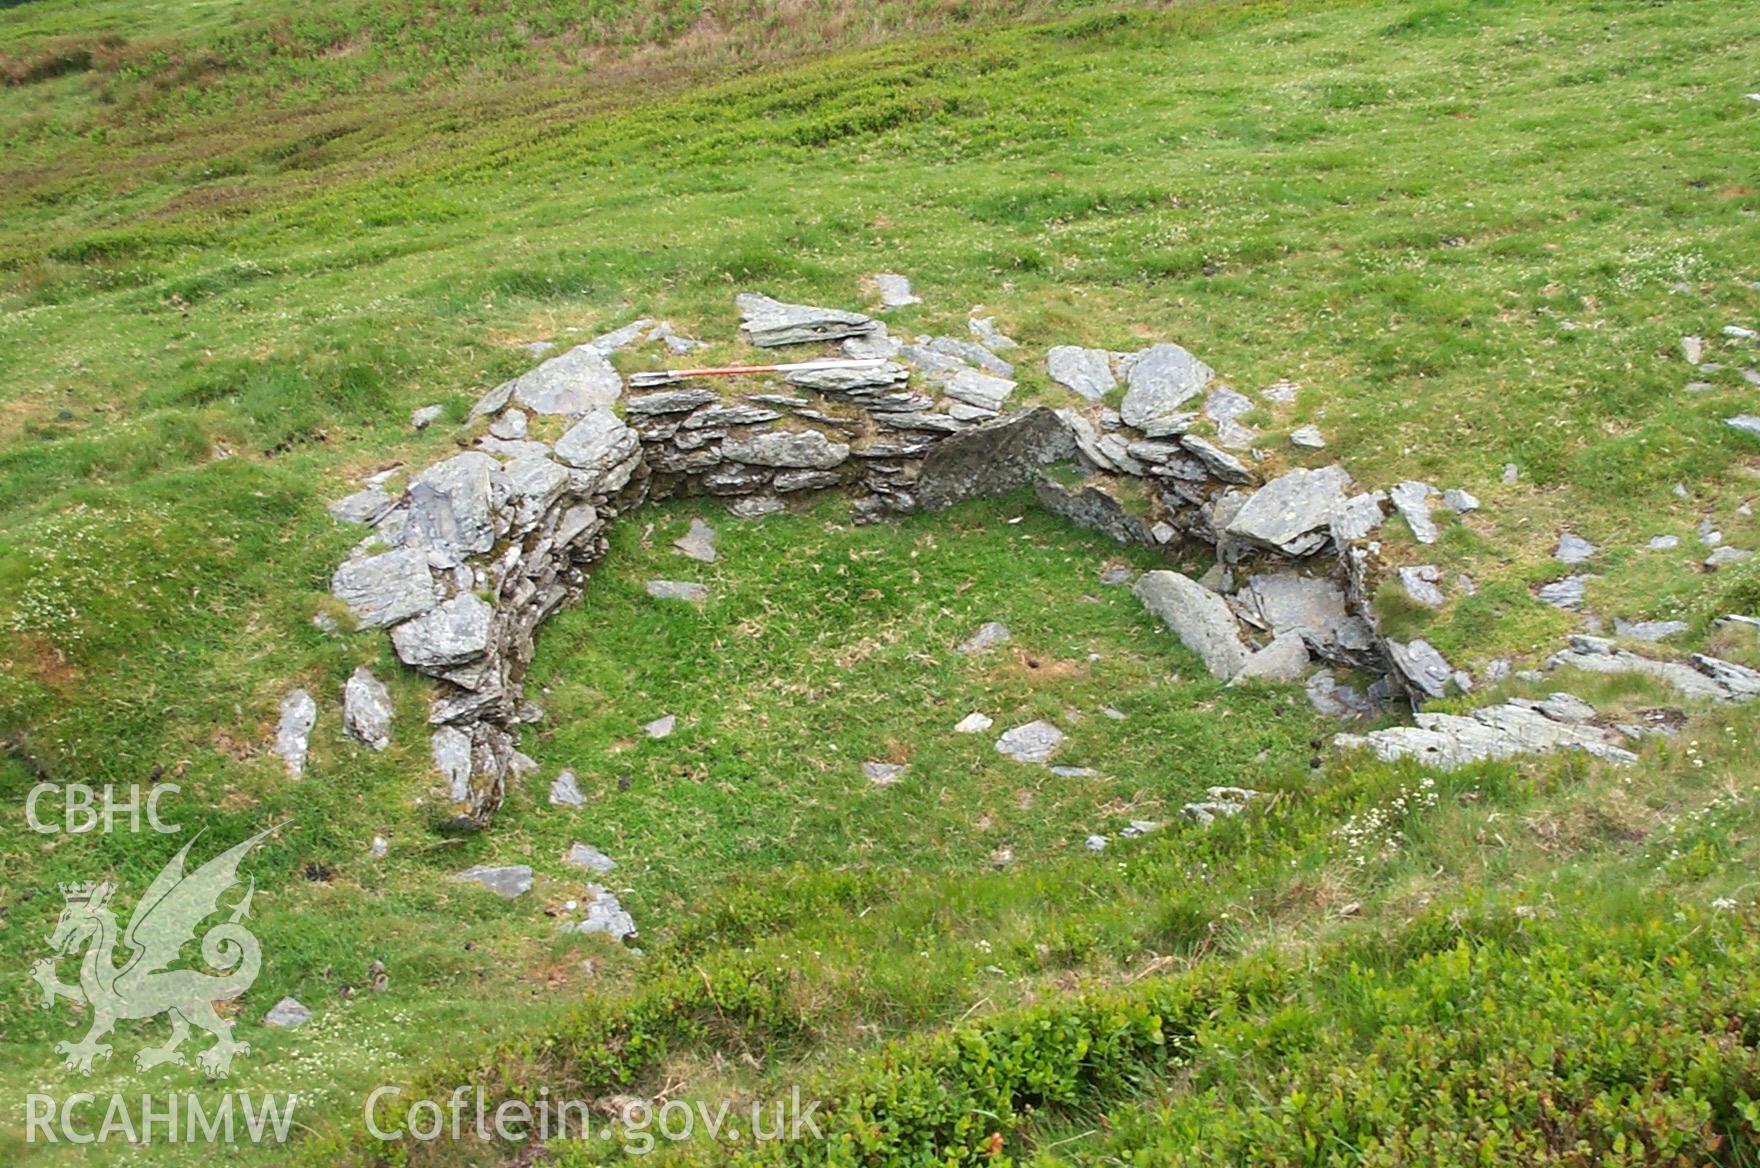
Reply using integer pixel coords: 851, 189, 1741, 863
1712, 897, 1737, 911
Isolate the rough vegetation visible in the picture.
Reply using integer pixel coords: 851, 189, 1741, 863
2, 0, 1759, 1165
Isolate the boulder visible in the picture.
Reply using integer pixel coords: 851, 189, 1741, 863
916, 407, 1077, 511
1133, 570, 1250, 680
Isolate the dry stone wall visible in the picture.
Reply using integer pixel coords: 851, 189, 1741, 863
323, 292, 1455, 829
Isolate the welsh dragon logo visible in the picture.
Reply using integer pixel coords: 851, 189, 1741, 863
30, 828, 277, 1076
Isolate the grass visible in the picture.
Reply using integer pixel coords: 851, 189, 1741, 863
2, 0, 1760, 1162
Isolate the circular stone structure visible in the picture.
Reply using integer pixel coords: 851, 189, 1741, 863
327, 292, 1428, 828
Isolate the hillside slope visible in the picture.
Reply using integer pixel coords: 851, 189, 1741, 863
2, 0, 1759, 1164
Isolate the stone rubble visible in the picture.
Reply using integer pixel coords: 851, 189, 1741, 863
327, 284, 1751, 838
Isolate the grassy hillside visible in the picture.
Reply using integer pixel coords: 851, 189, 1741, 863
2, 0, 1759, 1163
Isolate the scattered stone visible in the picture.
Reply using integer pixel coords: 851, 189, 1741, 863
1231, 632, 1310, 683
926, 335, 1014, 377
1134, 570, 1249, 680
1102, 706, 1127, 721
588, 318, 654, 355
871, 274, 920, 309
1524, 692, 1598, 723
1726, 325, 1757, 339
272, 689, 317, 778
562, 885, 638, 941
1442, 488, 1481, 513
863, 761, 906, 786
1555, 532, 1597, 565
1046, 346, 1116, 401
989, 846, 1014, 869
1182, 787, 1260, 827
1120, 819, 1162, 838
672, 518, 718, 563
370, 835, 389, 858
645, 580, 710, 603
1289, 424, 1326, 449
264, 998, 311, 1029
1389, 481, 1440, 544
1344, 702, 1636, 770
1614, 618, 1688, 642
330, 548, 441, 629
1707, 546, 1754, 568
1693, 654, 1760, 699
328, 487, 396, 526
1397, 565, 1446, 608
1503, 463, 1519, 485
1261, 379, 1299, 403
1204, 385, 1258, 449
1224, 465, 1354, 557
411, 404, 443, 430
955, 712, 994, 733
648, 321, 706, 354
995, 720, 1065, 764
969, 315, 1018, 351
1049, 765, 1101, 778
342, 666, 393, 751
549, 770, 586, 808
1099, 563, 1135, 586
1085, 834, 1108, 852
451, 864, 533, 899
1306, 670, 1379, 718
1386, 638, 1454, 700
957, 621, 1012, 655
563, 843, 617, 873
643, 714, 677, 739
1547, 637, 1734, 702
1648, 535, 1681, 551
1538, 576, 1591, 611
737, 292, 876, 347
1120, 343, 1213, 436
1728, 415, 1760, 439
1682, 336, 1704, 365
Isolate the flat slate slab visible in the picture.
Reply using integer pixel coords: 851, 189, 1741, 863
737, 292, 876, 347
645, 580, 709, 603
451, 864, 533, 899
995, 720, 1065, 764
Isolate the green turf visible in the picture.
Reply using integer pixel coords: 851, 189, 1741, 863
3, 0, 1760, 1163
